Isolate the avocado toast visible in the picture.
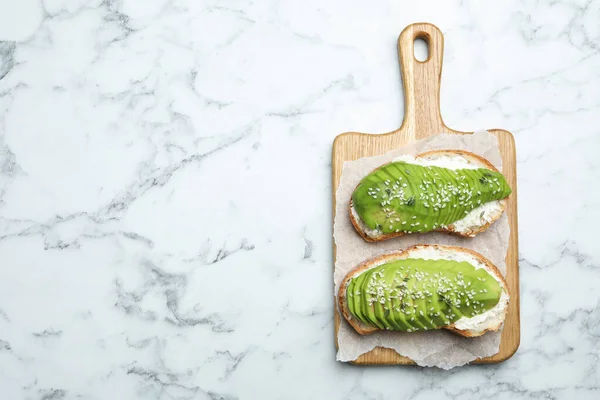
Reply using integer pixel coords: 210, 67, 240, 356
350, 150, 512, 241
338, 245, 510, 337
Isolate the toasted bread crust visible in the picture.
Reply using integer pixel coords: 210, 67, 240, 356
348, 150, 508, 241
337, 245, 510, 337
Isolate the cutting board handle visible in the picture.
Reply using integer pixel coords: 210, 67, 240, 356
397, 23, 446, 139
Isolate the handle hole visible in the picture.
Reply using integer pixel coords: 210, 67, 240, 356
414, 37, 429, 62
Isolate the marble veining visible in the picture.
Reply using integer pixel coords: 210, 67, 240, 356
1, 0, 599, 398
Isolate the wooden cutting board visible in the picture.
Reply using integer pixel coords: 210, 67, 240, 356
332, 22, 520, 365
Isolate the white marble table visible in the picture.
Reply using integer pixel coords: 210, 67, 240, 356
1, 1, 599, 399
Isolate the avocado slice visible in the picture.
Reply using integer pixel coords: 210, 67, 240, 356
388, 278, 414, 331
346, 279, 356, 316
360, 269, 385, 330
353, 273, 368, 323
403, 265, 428, 331
382, 268, 411, 331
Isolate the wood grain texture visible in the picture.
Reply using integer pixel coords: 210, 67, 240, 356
332, 22, 520, 365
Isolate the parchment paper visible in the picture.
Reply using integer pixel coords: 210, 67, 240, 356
334, 131, 509, 369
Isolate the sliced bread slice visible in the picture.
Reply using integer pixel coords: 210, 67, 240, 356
337, 244, 510, 337
349, 150, 508, 242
